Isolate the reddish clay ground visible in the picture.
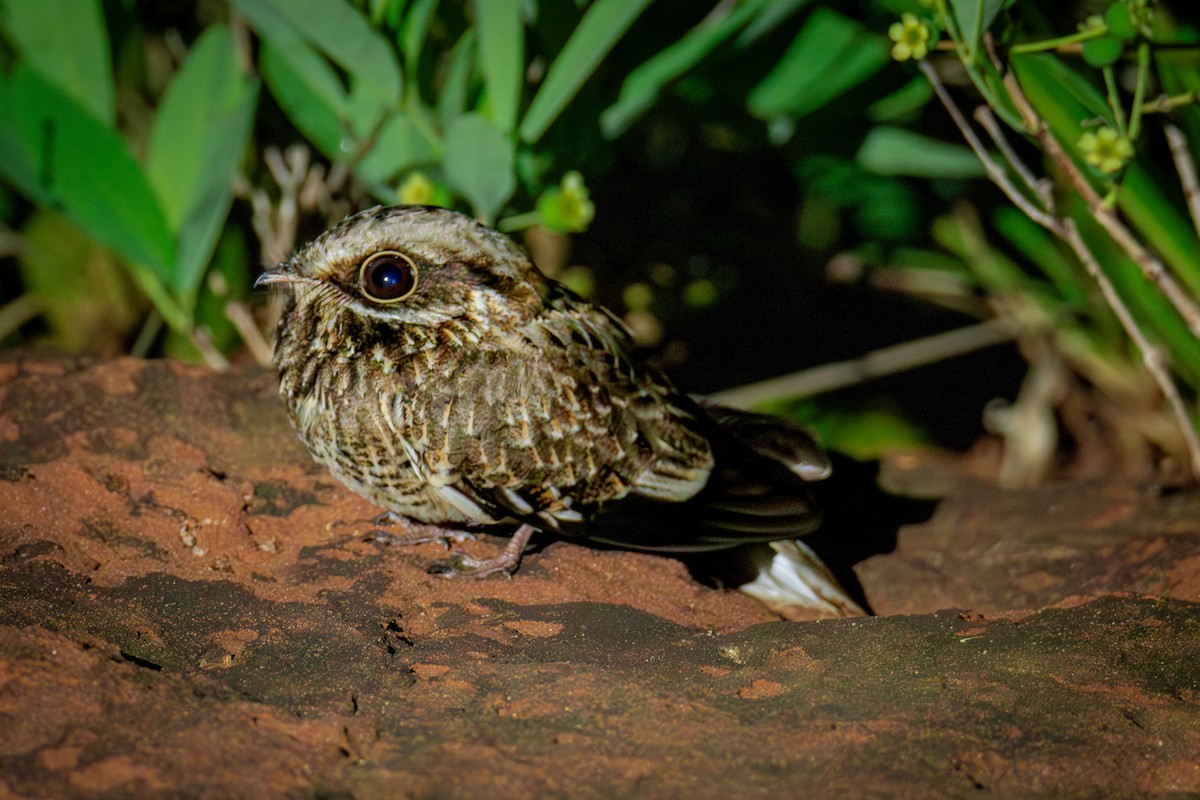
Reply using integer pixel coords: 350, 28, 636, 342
1, 358, 1197, 799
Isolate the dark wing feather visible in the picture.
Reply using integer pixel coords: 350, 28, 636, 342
422, 277, 828, 553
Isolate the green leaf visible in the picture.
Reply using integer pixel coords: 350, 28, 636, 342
170, 226, 251, 359
747, 8, 889, 120
474, 0, 523, 133
856, 127, 986, 178
948, 0, 1013, 50
0, 0, 114, 124
144, 26, 259, 303
1081, 35, 1124, 67
736, 0, 813, 47
1015, 53, 1200, 297
519, 0, 653, 143
867, 77, 935, 122
443, 113, 515, 224
1012, 53, 1113, 127
600, 0, 772, 139
233, 0, 401, 137
259, 33, 347, 157
356, 113, 437, 192
401, 0, 441, 78
0, 65, 173, 277
438, 28, 477, 130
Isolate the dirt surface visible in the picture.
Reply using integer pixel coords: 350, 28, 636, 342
1, 357, 1198, 799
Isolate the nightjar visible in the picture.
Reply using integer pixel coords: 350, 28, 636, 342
259, 205, 863, 617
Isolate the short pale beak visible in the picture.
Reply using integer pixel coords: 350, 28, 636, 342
254, 263, 301, 288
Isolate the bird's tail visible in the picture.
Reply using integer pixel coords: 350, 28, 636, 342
737, 540, 867, 619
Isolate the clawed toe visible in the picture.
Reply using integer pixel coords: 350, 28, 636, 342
429, 552, 519, 579
363, 520, 476, 549
427, 523, 537, 580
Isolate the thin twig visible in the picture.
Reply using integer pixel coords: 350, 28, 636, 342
0, 294, 41, 341
190, 326, 231, 372
225, 300, 275, 366
984, 62, 1200, 482
1140, 90, 1200, 115
1060, 217, 1200, 482
974, 106, 1054, 210
1002, 70, 1200, 340
1165, 123, 1200, 237
933, 54, 1200, 482
709, 320, 1017, 409
920, 60, 1058, 230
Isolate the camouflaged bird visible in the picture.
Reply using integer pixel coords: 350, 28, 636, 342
259, 205, 863, 617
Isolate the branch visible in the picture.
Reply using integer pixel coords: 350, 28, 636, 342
1165, 123, 1200, 238
709, 320, 1016, 409
919, 60, 1058, 230
1002, 70, 1200, 341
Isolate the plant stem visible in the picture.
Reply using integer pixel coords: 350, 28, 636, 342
1103, 66, 1127, 134
1127, 41, 1150, 141
497, 210, 541, 232
709, 320, 1017, 408
1140, 90, 1200, 114
1009, 26, 1108, 55
1165, 124, 1200, 238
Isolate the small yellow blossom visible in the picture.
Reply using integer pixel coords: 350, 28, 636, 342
1078, 127, 1134, 174
536, 171, 595, 233
889, 13, 931, 61
397, 171, 452, 207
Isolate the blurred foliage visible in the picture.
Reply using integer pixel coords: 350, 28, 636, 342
0, 0, 1196, 478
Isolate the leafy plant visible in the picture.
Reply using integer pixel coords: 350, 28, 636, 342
875, 0, 1200, 482
0, 0, 257, 357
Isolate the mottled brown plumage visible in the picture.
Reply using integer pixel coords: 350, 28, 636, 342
260, 205, 860, 615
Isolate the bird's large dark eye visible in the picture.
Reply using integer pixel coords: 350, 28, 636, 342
359, 251, 418, 303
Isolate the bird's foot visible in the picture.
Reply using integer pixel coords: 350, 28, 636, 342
364, 514, 476, 549
428, 524, 536, 580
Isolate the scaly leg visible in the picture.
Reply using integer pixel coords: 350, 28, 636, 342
434, 524, 537, 579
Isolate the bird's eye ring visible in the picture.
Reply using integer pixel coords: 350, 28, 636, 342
359, 251, 418, 303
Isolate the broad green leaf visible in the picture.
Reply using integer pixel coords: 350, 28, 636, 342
443, 113, 515, 224
736, 0, 813, 47
856, 127, 986, 179
0, 65, 173, 277
0, 0, 114, 124
748, 9, 889, 120
601, 0, 772, 138
401, 0, 441, 77
356, 113, 437, 193
233, 0, 401, 137
146, 26, 258, 303
259, 33, 348, 156
868, 77, 934, 122
146, 27, 253, 230
167, 226, 251, 360
438, 28, 477, 130
520, 0, 653, 143
474, 0, 523, 133
949, 0, 1012, 50
1012, 53, 1112, 127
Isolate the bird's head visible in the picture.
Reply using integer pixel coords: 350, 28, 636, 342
257, 205, 545, 329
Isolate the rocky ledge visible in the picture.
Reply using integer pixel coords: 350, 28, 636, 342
1, 358, 1197, 799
